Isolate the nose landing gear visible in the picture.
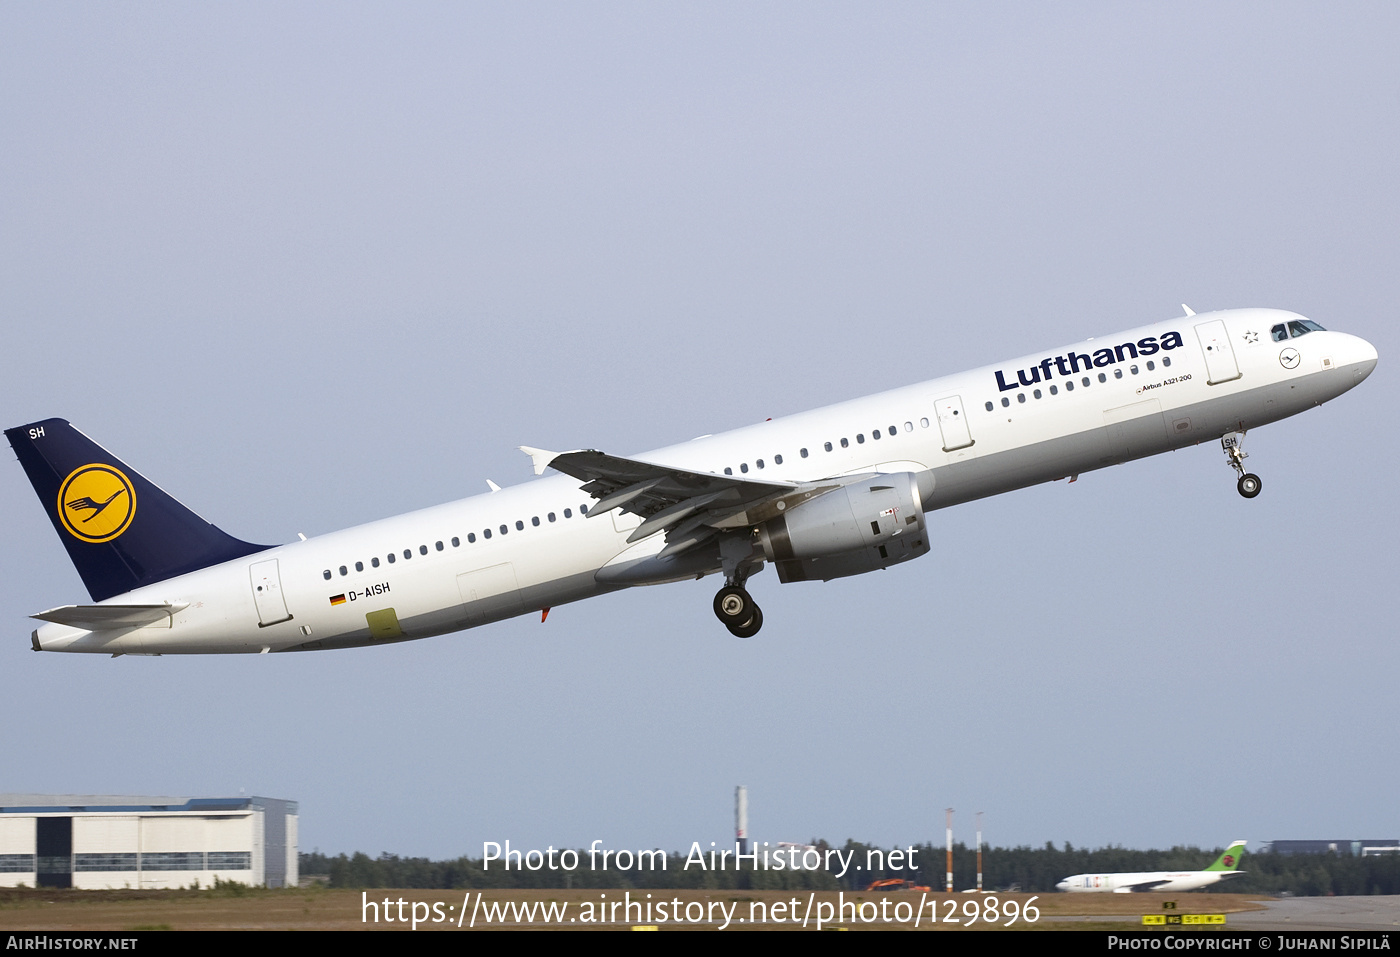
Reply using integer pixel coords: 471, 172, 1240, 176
1222, 431, 1262, 499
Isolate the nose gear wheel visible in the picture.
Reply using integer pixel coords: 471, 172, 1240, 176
1221, 431, 1263, 499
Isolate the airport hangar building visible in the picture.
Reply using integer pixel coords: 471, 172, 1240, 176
0, 794, 297, 889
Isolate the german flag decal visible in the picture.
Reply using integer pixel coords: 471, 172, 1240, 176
329, 594, 346, 606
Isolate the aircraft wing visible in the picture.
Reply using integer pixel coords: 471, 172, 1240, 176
521, 447, 839, 557
1121, 879, 1172, 892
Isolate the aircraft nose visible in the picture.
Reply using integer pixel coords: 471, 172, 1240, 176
1354, 335, 1379, 382
1055, 880, 1069, 891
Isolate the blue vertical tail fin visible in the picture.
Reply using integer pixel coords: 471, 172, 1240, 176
6, 418, 270, 601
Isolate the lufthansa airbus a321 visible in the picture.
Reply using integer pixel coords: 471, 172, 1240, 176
7, 307, 1377, 654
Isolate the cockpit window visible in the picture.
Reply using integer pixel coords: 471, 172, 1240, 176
1271, 324, 1289, 342
1287, 320, 1326, 338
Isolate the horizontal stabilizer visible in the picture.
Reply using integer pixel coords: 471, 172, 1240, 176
32, 603, 188, 630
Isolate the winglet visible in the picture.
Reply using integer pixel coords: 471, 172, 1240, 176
519, 446, 559, 476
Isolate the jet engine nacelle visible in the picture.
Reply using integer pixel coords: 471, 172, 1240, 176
757, 472, 929, 583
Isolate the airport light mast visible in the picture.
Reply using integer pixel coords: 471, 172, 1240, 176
976, 811, 984, 893
945, 808, 954, 893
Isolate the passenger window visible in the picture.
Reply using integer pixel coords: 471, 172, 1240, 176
740, 463, 749, 473
840, 438, 849, 448
904, 421, 913, 432
388, 553, 396, 563
372, 557, 380, 567
355, 561, 364, 572
339, 565, 348, 576
774, 454, 783, 465
1098, 372, 1107, 383
800, 448, 809, 458
756, 459, 764, 469
452, 537, 460, 546
1082, 377, 1090, 387
1130, 365, 1138, 375
515, 520, 524, 531
724, 467, 732, 475
889, 425, 897, 435
1065, 381, 1073, 391
436, 541, 444, 551
404, 549, 413, 559
824, 442, 833, 452
1017, 394, 1026, 403
532, 516, 540, 526
483, 529, 491, 539
856, 434, 865, 444
1114, 369, 1123, 379
985, 401, 994, 411
420, 545, 428, 555
1163, 357, 1171, 367
499, 525, 508, 535
1001, 397, 1010, 407
581, 504, 589, 514
920, 418, 929, 428
872, 430, 881, 440
466, 533, 475, 543
1033, 389, 1042, 399
1146, 360, 1154, 371
548, 512, 556, 522
323, 569, 331, 580
1049, 385, 1058, 395
564, 509, 572, 518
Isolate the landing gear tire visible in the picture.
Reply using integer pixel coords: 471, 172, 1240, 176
1237, 473, 1262, 499
727, 605, 763, 639
714, 585, 763, 637
714, 585, 753, 624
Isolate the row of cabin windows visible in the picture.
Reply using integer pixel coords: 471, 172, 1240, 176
322, 503, 591, 579
983, 357, 1172, 410
720, 420, 933, 476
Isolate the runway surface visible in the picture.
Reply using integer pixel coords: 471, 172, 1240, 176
1224, 896, 1400, 932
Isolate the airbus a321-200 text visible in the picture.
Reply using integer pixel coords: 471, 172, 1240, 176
7, 307, 1377, 654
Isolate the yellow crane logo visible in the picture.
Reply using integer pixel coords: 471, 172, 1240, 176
57, 464, 136, 543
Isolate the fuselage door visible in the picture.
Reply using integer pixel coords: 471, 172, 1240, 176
250, 559, 293, 627
1195, 319, 1242, 385
933, 395, 975, 451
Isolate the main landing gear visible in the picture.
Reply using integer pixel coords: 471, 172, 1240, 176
714, 532, 765, 637
1222, 431, 1262, 499
714, 584, 763, 638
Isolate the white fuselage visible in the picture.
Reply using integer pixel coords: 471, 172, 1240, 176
1056, 870, 1235, 893
31, 308, 1378, 654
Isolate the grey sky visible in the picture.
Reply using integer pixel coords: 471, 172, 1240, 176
2, 3, 1396, 859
